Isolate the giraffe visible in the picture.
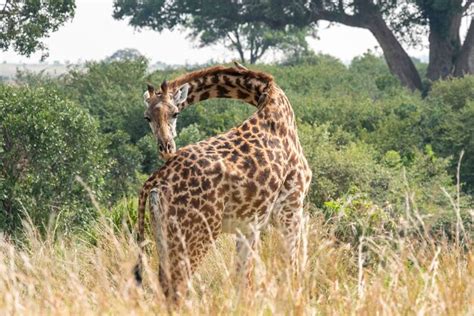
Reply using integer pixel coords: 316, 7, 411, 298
136, 63, 312, 302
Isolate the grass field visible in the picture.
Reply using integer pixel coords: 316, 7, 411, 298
0, 208, 472, 315
1, 61, 473, 314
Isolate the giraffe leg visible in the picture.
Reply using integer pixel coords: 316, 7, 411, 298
163, 220, 218, 304
275, 200, 306, 276
150, 192, 220, 304
235, 226, 260, 289
149, 189, 173, 300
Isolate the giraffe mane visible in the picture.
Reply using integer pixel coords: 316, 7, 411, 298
169, 65, 275, 91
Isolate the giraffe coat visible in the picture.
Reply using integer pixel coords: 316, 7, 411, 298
136, 65, 312, 301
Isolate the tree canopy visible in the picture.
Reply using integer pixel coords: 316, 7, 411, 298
256, 0, 473, 90
113, 0, 473, 91
106, 48, 145, 62
112, 0, 314, 63
0, 0, 76, 59
0, 85, 107, 234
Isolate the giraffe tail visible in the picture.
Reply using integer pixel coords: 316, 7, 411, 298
134, 185, 149, 285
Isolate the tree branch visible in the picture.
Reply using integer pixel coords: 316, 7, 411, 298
249, 31, 256, 63
313, 10, 368, 28
226, 32, 238, 46
463, 0, 473, 12
228, 29, 246, 63
0, 0, 13, 16
255, 43, 268, 60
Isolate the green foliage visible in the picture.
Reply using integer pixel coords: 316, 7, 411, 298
427, 75, 474, 111
175, 123, 207, 148
430, 209, 474, 243
105, 196, 138, 233
61, 59, 151, 199
350, 52, 401, 93
388, 146, 457, 214
182, 99, 255, 136
136, 134, 159, 175
0, 0, 76, 59
0, 85, 107, 235
299, 122, 460, 222
423, 76, 474, 193
4, 52, 473, 244
322, 195, 396, 244
299, 123, 387, 207
104, 131, 143, 201
63, 58, 149, 141
105, 48, 145, 62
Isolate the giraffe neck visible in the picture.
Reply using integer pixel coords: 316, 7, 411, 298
171, 66, 298, 140
170, 66, 273, 111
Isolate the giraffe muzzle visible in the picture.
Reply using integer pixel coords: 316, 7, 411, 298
158, 140, 176, 159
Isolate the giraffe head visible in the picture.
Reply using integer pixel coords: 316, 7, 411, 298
143, 80, 189, 160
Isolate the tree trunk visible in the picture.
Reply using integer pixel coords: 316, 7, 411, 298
314, 8, 424, 91
454, 18, 474, 76
426, 10, 463, 80
249, 55, 257, 64
228, 30, 247, 64
367, 14, 424, 92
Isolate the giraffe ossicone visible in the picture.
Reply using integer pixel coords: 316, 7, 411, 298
136, 63, 312, 303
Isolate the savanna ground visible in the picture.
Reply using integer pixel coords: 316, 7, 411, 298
1, 205, 472, 314
1, 54, 474, 314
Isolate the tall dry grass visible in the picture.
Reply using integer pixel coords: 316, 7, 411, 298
0, 206, 473, 315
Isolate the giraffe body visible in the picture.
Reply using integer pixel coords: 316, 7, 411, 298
137, 65, 312, 301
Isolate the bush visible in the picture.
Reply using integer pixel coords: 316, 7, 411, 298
423, 76, 474, 193
0, 86, 108, 235
104, 131, 143, 201
7, 56, 473, 239
299, 123, 393, 207
63, 58, 150, 142
299, 123, 462, 223
61, 59, 154, 199
322, 195, 396, 244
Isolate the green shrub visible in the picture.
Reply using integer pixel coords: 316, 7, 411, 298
61, 59, 154, 199
0, 85, 108, 235
423, 76, 474, 193
322, 195, 396, 244
299, 123, 391, 207
63, 58, 150, 141
7, 56, 472, 240
136, 134, 160, 175
104, 130, 143, 201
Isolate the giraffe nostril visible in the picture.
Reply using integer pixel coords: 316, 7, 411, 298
159, 144, 164, 152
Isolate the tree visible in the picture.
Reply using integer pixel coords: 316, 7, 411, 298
188, 19, 314, 64
114, 0, 473, 91
0, 0, 76, 59
0, 85, 108, 234
112, 0, 314, 64
63, 58, 150, 141
422, 76, 474, 193
249, 0, 473, 91
62, 58, 150, 199
106, 48, 145, 62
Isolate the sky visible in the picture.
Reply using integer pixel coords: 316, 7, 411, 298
0, 0, 437, 65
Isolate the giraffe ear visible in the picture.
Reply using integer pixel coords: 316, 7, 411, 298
143, 84, 154, 107
147, 83, 155, 95
173, 83, 190, 105
143, 90, 150, 107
